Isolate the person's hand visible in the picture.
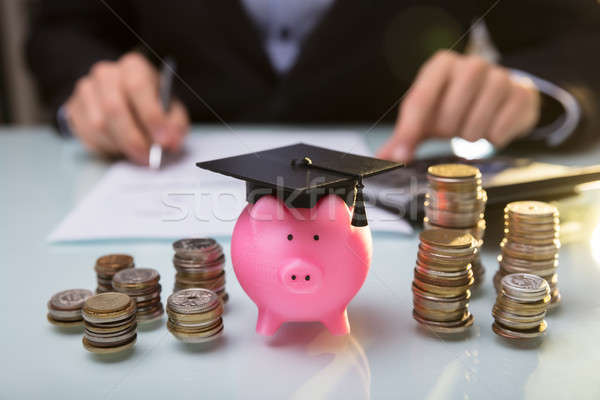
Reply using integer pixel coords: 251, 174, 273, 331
377, 50, 540, 162
65, 52, 189, 165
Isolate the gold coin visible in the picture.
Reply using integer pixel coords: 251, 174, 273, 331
413, 304, 468, 322
428, 164, 481, 179
505, 201, 558, 219
419, 228, 474, 249
85, 319, 137, 334
168, 323, 224, 343
112, 268, 160, 289
83, 292, 132, 314
167, 318, 223, 338
413, 277, 474, 297
83, 298, 136, 323
47, 314, 84, 327
495, 295, 550, 316
492, 320, 546, 339
414, 268, 473, 287
413, 310, 474, 333
166, 303, 224, 324
82, 336, 136, 354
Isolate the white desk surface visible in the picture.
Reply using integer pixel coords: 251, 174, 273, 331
1, 125, 600, 400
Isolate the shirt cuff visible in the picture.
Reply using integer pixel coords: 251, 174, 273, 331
509, 69, 581, 147
56, 104, 74, 138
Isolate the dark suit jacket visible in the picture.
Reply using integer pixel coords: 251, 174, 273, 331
26, 0, 600, 144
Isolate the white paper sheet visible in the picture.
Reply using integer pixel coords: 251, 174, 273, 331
48, 130, 412, 242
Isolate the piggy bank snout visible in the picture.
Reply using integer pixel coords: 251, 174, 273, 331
279, 260, 322, 294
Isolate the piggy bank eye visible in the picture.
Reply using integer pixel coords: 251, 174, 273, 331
313, 234, 319, 241
287, 234, 293, 241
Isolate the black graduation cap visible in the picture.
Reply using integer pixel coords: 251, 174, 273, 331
196, 143, 403, 227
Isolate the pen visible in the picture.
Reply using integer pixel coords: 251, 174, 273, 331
149, 57, 176, 170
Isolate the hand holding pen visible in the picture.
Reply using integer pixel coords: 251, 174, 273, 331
64, 52, 189, 165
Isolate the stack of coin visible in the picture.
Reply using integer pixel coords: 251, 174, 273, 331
82, 292, 137, 353
492, 273, 550, 339
172, 239, 228, 303
47, 289, 93, 327
494, 201, 561, 308
94, 254, 134, 293
412, 228, 477, 333
166, 288, 224, 343
423, 164, 487, 288
112, 268, 164, 322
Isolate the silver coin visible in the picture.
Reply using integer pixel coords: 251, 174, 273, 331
167, 317, 220, 329
85, 323, 137, 339
173, 254, 225, 270
167, 288, 221, 314
173, 238, 216, 250
170, 325, 224, 343
173, 239, 222, 259
48, 308, 84, 320
113, 268, 159, 285
85, 326, 137, 343
48, 289, 93, 311
134, 286, 162, 302
501, 273, 549, 300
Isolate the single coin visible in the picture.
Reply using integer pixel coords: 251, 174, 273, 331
167, 288, 221, 314
173, 256, 225, 268
501, 273, 549, 297
419, 228, 474, 249
48, 308, 86, 320
413, 310, 474, 333
492, 320, 547, 339
495, 295, 550, 316
505, 201, 558, 218
83, 336, 136, 354
168, 322, 224, 343
492, 309, 545, 330
173, 238, 217, 251
48, 289, 93, 311
85, 318, 137, 334
415, 264, 472, 279
413, 304, 468, 322
428, 164, 481, 179
167, 318, 223, 338
414, 268, 473, 287
83, 297, 136, 324
84, 325, 137, 342
83, 292, 132, 314
113, 268, 160, 288
47, 314, 83, 327
413, 277, 474, 297
95, 254, 134, 274
133, 286, 162, 302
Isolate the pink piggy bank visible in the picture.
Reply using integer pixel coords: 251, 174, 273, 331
231, 194, 372, 336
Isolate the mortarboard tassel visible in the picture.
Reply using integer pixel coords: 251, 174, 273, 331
351, 178, 368, 227
292, 156, 369, 227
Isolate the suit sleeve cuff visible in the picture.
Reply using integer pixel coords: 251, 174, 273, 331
509, 69, 581, 147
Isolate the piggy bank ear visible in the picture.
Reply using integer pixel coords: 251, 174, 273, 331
315, 194, 351, 226
248, 195, 289, 222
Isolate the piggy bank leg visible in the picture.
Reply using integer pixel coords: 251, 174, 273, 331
256, 308, 283, 336
322, 309, 350, 336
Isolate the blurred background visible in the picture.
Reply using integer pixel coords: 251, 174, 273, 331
0, 0, 46, 125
